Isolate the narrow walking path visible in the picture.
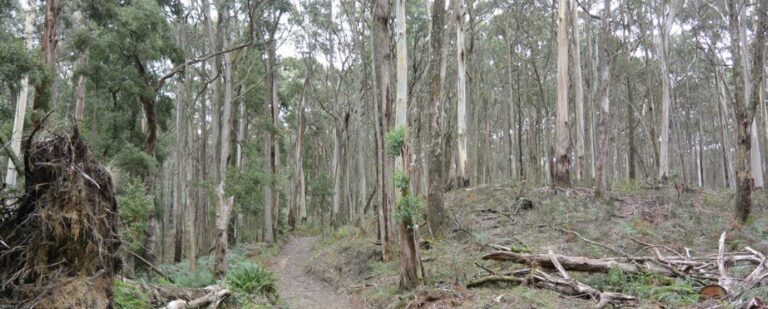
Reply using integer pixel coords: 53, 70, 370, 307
270, 236, 354, 309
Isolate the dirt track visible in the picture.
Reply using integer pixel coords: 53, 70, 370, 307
270, 236, 355, 309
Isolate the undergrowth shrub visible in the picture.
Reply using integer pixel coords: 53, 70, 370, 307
113, 279, 150, 309
226, 263, 278, 304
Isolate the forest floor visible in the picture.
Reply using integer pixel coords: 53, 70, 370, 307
270, 236, 356, 309
303, 182, 768, 308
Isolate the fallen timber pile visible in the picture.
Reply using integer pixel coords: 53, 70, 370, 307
117, 277, 231, 309
468, 232, 767, 308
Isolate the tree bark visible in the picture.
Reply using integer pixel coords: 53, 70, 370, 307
454, 0, 470, 188
554, 0, 571, 187
728, 0, 753, 223
427, 0, 448, 236
595, 0, 613, 193
289, 70, 310, 230
656, 0, 676, 184
394, 0, 420, 290
571, 0, 586, 182
213, 13, 235, 278
373, 0, 393, 261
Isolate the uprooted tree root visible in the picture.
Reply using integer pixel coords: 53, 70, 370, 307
0, 130, 121, 308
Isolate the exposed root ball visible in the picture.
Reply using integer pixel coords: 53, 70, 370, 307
0, 131, 120, 308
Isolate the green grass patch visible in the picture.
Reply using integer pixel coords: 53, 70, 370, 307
587, 269, 699, 306
226, 262, 279, 305
113, 279, 150, 309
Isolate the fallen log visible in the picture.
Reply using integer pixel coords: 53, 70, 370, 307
466, 269, 636, 308
483, 251, 675, 276
162, 288, 231, 309
119, 277, 231, 308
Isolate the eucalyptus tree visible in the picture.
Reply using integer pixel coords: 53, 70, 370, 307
454, 0, 469, 188
427, 0, 448, 235
554, 0, 571, 187
729, 0, 766, 222
595, 0, 614, 192
372, 0, 394, 261
571, 0, 586, 182
655, 0, 677, 184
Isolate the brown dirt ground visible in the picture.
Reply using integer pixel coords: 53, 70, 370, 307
270, 236, 357, 309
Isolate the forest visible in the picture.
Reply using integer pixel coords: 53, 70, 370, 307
1, 0, 768, 307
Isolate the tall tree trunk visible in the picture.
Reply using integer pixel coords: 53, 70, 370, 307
74, 49, 88, 123
728, 0, 762, 223
656, 0, 676, 184
185, 66, 197, 272
571, 0, 586, 182
554, 0, 571, 187
213, 14, 234, 278
505, 35, 515, 178
4, 0, 35, 188
289, 71, 310, 230
172, 14, 187, 265
739, 5, 765, 189
715, 68, 732, 188
454, 0, 469, 187
595, 0, 613, 193
427, 0, 448, 236
394, 0, 420, 290
373, 0, 393, 261
623, 3, 636, 181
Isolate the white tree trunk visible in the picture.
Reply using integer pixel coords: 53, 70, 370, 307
554, 0, 571, 186
741, 8, 765, 188
571, 0, 585, 182
454, 0, 469, 187
213, 22, 234, 279
5, 0, 36, 188
656, 1, 676, 183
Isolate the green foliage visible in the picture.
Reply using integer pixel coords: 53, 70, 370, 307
393, 170, 409, 190
395, 193, 422, 228
385, 126, 406, 158
226, 157, 266, 216
588, 269, 699, 306
226, 263, 278, 304
172, 268, 214, 288
114, 144, 157, 178
0, 31, 43, 90
113, 279, 150, 309
116, 177, 153, 252
393, 169, 420, 228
